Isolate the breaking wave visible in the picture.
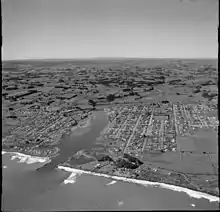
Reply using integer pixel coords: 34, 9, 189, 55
58, 165, 220, 203
63, 172, 82, 184
2, 151, 51, 164
106, 180, 117, 186
2, 151, 219, 203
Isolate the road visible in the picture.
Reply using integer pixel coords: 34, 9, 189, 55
159, 120, 164, 150
113, 107, 136, 138
142, 106, 155, 152
182, 105, 192, 128
123, 106, 146, 154
172, 104, 179, 135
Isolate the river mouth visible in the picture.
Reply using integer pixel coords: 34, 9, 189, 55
2, 152, 220, 211
2, 108, 219, 210
37, 110, 109, 172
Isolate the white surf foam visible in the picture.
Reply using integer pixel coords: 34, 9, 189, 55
2, 151, 51, 164
3, 166, 7, 169
63, 173, 77, 184
2, 150, 219, 203
118, 200, 124, 206
58, 165, 220, 203
62, 168, 83, 185
106, 180, 117, 186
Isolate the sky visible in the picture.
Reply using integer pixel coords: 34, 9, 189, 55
2, 0, 218, 60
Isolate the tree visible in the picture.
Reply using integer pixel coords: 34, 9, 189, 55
106, 94, 115, 102
88, 99, 96, 109
158, 75, 165, 82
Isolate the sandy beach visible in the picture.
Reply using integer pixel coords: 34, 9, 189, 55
2, 151, 51, 164
2, 151, 219, 203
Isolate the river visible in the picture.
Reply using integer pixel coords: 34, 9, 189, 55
2, 111, 219, 211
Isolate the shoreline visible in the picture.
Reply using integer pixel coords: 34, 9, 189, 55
70, 113, 94, 132
3, 114, 96, 159
2, 150, 51, 164
2, 150, 219, 203
58, 165, 219, 203
98, 110, 111, 136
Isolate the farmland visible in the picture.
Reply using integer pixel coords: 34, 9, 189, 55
2, 58, 218, 196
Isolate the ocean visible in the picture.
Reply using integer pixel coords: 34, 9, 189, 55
2, 152, 219, 211
2, 110, 219, 211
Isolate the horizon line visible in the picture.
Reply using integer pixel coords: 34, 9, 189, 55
3, 57, 218, 62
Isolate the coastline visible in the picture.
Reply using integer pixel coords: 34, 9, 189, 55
2, 150, 219, 203
2, 114, 95, 159
58, 165, 219, 203
2, 150, 51, 164
2, 146, 60, 159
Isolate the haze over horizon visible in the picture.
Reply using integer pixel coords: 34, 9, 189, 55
2, 0, 218, 61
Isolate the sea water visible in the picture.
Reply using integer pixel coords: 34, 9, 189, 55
37, 110, 108, 171
2, 153, 219, 211
2, 111, 219, 211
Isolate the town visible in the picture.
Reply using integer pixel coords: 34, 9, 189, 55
2, 0, 219, 209
2, 102, 92, 157
2, 58, 218, 197
101, 102, 218, 158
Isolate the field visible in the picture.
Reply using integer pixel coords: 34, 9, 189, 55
2, 58, 218, 196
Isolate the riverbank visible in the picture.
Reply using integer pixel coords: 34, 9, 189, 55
2, 112, 95, 159
78, 113, 95, 128
68, 114, 93, 136
2, 150, 219, 203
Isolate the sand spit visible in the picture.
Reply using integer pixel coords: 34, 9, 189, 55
70, 118, 91, 132
2, 151, 219, 203
2, 151, 51, 164
58, 165, 220, 203
70, 115, 94, 135
79, 118, 92, 128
